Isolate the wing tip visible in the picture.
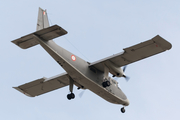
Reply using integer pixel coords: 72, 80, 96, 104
154, 35, 172, 50
13, 87, 34, 97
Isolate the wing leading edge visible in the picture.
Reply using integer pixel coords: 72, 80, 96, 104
89, 35, 172, 72
13, 73, 69, 97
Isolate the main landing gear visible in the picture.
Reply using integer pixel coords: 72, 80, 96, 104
67, 76, 75, 100
121, 107, 125, 113
67, 93, 75, 100
102, 81, 110, 88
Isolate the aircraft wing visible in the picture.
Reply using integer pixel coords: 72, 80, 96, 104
89, 35, 172, 72
13, 73, 69, 97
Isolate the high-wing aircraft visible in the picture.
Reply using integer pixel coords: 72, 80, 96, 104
12, 8, 172, 113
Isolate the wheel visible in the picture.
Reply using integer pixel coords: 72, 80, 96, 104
71, 93, 75, 99
102, 82, 107, 87
67, 94, 71, 100
105, 81, 110, 87
121, 107, 125, 113
102, 81, 110, 88
67, 93, 75, 100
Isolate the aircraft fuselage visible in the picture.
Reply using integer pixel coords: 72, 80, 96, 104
36, 38, 129, 106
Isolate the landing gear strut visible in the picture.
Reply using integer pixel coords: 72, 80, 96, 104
102, 81, 110, 88
121, 107, 125, 113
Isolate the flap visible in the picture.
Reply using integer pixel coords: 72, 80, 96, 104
89, 35, 172, 72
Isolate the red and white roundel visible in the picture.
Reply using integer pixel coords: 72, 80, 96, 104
71, 55, 76, 61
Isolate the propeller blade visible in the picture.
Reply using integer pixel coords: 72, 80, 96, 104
79, 90, 85, 98
124, 75, 130, 81
123, 66, 127, 72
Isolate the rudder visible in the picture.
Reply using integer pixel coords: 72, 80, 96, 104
37, 7, 50, 31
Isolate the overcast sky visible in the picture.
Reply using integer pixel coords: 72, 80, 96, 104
1, 0, 180, 120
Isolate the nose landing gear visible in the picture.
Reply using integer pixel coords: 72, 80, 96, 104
121, 107, 125, 113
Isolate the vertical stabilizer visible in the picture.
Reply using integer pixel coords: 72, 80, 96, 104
37, 7, 50, 31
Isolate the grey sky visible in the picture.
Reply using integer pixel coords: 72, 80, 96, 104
1, 0, 180, 120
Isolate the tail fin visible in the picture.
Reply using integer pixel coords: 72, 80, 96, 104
37, 7, 50, 31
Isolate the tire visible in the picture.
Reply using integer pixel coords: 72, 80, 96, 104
67, 94, 71, 100
71, 93, 75, 99
102, 82, 107, 87
105, 81, 110, 87
121, 107, 125, 113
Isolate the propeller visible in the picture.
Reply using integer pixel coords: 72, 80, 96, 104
114, 65, 130, 81
122, 65, 130, 81
123, 75, 130, 81
123, 65, 127, 72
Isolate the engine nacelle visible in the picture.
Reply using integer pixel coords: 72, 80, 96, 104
104, 61, 124, 77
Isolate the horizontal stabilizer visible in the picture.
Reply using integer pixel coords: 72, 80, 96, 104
12, 25, 67, 49
13, 73, 69, 97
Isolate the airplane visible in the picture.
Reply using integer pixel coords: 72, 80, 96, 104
12, 8, 172, 113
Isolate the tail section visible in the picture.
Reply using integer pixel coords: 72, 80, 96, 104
11, 8, 67, 49
37, 7, 50, 31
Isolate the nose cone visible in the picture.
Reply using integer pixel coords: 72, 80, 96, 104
124, 99, 130, 106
